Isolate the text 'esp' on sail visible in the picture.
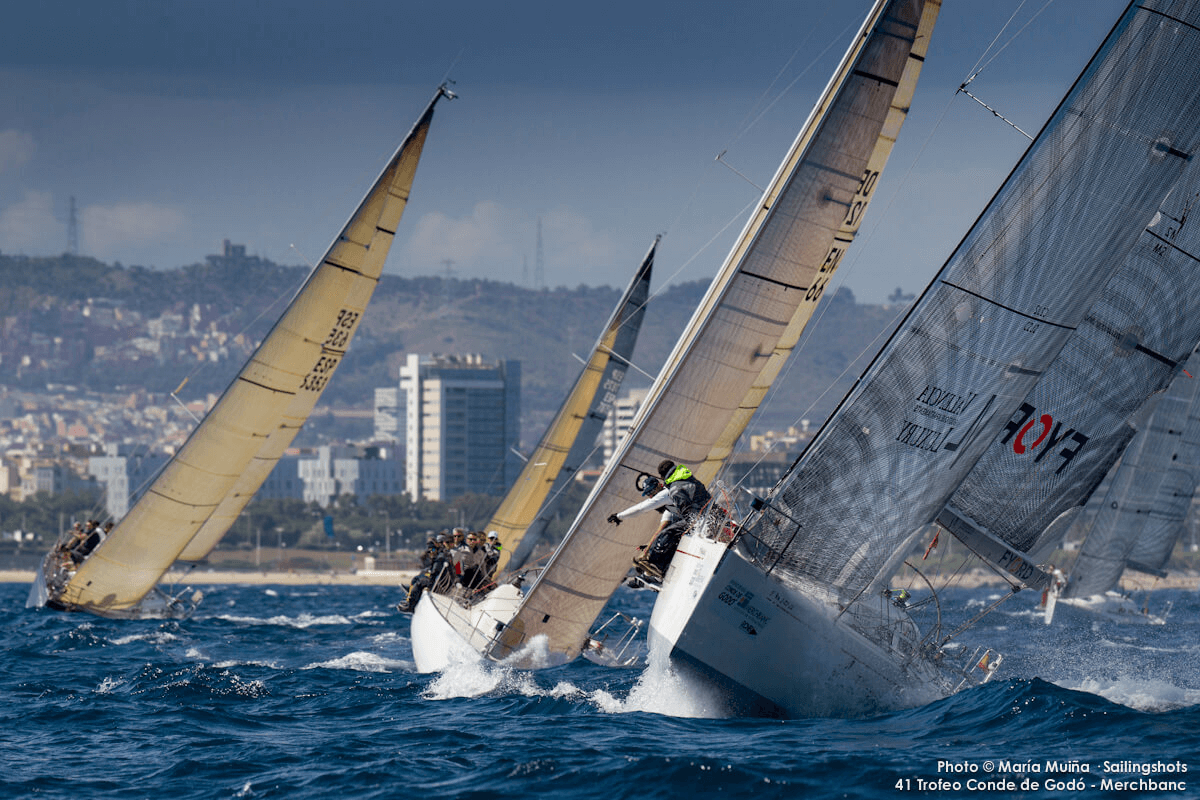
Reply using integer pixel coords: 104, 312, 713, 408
487, 0, 942, 666
53, 86, 453, 616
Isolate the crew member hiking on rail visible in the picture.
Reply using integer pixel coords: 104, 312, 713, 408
607, 458, 712, 580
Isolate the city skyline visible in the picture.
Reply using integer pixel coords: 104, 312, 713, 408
2, 0, 1127, 303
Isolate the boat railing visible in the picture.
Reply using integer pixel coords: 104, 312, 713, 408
583, 612, 645, 668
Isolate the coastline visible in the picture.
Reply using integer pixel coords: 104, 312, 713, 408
0, 568, 415, 587
1, 567, 1195, 591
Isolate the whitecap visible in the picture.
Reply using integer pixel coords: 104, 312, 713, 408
1066, 676, 1200, 711
95, 676, 125, 694
302, 651, 411, 672
215, 612, 353, 628
110, 631, 179, 646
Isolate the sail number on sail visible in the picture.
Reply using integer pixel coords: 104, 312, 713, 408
300, 308, 361, 392
807, 169, 881, 304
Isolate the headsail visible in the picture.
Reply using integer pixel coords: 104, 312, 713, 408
487, 0, 941, 664
742, 0, 1200, 601
47, 86, 453, 616
488, 237, 655, 576
1061, 346, 1200, 598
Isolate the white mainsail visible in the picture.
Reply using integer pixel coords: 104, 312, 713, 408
647, 0, 1200, 717
487, 0, 941, 665
1061, 346, 1200, 599
39, 86, 453, 617
487, 238, 655, 577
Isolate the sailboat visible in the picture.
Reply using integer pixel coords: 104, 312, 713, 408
1042, 344, 1200, 623
409, 237, 654, 672
648, 0, 1200, 717
28, 85, 455, 618
408, 0, 942, 671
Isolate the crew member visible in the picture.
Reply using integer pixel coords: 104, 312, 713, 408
607, 459, 712, 579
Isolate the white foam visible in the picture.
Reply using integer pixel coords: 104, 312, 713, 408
1066, 676, 1200, 711
95, 676, 125, 694
110, 631, 178, 646
303, 651, 411, 672
593, 647, 728, 718
215, 612, 353, 628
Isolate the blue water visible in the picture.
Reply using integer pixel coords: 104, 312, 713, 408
3, 581, 1199, 799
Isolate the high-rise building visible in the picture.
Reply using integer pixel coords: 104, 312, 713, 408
601, 388, 649, 463
399, 353, 521, 502
373, 387, 400, 442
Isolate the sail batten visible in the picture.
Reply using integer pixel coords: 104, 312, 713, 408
45, 87, 451, 614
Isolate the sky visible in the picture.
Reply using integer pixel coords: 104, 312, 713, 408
0, 0, 1129, 304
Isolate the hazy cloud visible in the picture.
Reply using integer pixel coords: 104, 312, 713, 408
0, 130, 35, 174
0, 191, 63, 252
81, 202, 185, 259
398, 201, 618, 285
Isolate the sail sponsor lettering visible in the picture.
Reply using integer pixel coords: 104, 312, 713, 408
999, 402, 1089, 474
715, 580, 772, 628
995, 548, 1039, 582
895, 420, 952, 453
916, 385, 977, 417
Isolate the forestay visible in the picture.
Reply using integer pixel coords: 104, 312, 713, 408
488, 0, 941, 664
488, 239, 655, 577
1063, 346, 1200, 598
57, 87, 451, 614
745, 0, 1200, 599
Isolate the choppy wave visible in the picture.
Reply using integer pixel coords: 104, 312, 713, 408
4, 582, 1198, 800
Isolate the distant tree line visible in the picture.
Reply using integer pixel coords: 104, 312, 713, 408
0, 479, 593, 556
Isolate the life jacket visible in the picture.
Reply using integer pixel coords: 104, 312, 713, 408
663, 465, 711, 516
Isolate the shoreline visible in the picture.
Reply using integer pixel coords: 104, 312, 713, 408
0, 568, 416, 587
2, 568, 1196, 591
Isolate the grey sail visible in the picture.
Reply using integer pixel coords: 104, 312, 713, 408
944, 165, 1200, 571
1062, 346, 1200, 598
745, 0, 1200, 601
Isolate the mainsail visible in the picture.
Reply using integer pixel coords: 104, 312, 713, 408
944, 151, 1200, 580
42, 86, 453, 616
488, 238, 655, 576
1061, 346, 1200, 598
746, 0, 1200, 602
487, 0, 941, 664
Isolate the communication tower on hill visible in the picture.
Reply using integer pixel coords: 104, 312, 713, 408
535, 217, 545, 289
67, 196, 79, 255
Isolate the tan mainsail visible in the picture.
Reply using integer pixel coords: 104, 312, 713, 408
486, 238, 655, 578
53, 86, 453, 615
488, 0, 941, 664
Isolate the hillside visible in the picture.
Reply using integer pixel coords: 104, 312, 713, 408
0, 253, 905, 444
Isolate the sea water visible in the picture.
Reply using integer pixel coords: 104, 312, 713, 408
2, 580, 1198, 799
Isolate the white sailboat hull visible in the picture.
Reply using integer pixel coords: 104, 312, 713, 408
649, 535, 950, 718
410, 584, 524, 673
